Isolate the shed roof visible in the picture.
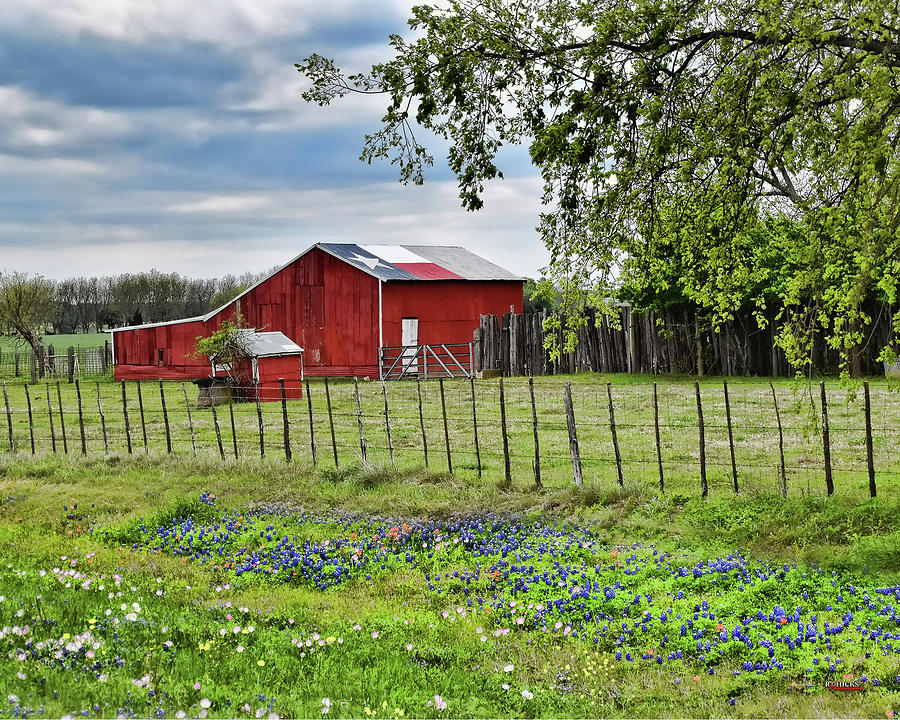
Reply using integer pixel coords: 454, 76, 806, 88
236, 330, 303, 358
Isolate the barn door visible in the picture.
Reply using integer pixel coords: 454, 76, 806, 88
401, 317, 419, 374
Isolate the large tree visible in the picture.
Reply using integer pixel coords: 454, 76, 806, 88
298, 0, 900, 370
0, 272, 55, 376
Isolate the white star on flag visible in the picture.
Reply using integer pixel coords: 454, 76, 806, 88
350, 253, 384, 271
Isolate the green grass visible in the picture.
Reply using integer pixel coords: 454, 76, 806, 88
0, 374, 897, 501
0, 332, 109, 352
1, 455, 899, 718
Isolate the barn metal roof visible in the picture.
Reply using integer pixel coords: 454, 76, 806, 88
399, 245, 523, 280
317, 243, 523, 282
109, 315, 205, 332
318, 243, 421, 281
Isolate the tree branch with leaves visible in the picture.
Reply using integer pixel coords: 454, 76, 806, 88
193, 320, 255, 384
298, 0, 900, 372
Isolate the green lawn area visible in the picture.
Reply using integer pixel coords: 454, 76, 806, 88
0, 332, 109, 352
0, 455, 899, 718
1, 375, 899, 717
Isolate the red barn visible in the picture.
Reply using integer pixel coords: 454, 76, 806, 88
111, 243, 523, 390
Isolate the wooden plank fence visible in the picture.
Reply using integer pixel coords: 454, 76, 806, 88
475, 305, 897, 378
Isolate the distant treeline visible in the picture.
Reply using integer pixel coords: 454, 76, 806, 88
50, 268, 275, 333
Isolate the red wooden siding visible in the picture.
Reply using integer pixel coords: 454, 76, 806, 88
114, 319, 208, 380
381, 281, 523, 347
205, 249, 378, 371
114, 248, 380, 383
256, 356, 303, 401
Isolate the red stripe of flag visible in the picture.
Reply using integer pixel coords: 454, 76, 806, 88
393, 263, 464, 280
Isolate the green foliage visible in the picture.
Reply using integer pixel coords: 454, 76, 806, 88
523, 278, 557, 313
0, 272, 55, 357
193, 320, 254, 383
208, 284, 249, 313
298, 0, 900, 368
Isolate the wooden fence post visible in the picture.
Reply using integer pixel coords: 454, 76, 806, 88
416, 377, 429, 469
45, 383, 57, 453
256, 392, 265, 459
24, 384, 35, 454
820, 381, 833, 495
499, 377, 511, 487
470, 376, 482, 477
75, 380, 86, 455
2, 381, 13, 452
121, 381, 132, 454
136, 380, 147, 453
770, 382, 787, 498
324, 378, 338, 466
228, 394, 238, 459
653, 382, 663, 493
97, 382, 108, 454
279, 379, 291, 463
14, 347, 20, 378
563, 381, 582, 487
606, 382, 624, 486
695, 381, 707, 499
864, 381, 876, 498
723, 380, 738, 493
528, 377, 541, 488
439, 378, 452, 473
305, 378, 316, 465
67, 346, 75, 384
353, 377, 367, 464
159, 381, 171, 455
56, 381, 68, 455
29, 351, 36, 383
381, 380, 394, 467
182, 383, 196, 456
211, 401, 225, 459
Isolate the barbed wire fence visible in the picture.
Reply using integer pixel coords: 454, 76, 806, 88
0, 375, 897, 499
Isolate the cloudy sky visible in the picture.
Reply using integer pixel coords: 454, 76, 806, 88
0, 0, 549, 280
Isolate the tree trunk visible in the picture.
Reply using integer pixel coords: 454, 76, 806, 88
666, 311, 677, 374
22, 330, 46, 379
694, 312, 704, 377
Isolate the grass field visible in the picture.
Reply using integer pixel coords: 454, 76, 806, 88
0, 454, 899, 718
1, 374, 899, 717
0, 333, 109, 353
0, 374, 897, 501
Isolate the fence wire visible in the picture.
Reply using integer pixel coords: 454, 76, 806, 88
0, 376, 897, 499
0, 346, 112, 380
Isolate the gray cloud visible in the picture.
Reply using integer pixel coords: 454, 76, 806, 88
0, 1, 549, 282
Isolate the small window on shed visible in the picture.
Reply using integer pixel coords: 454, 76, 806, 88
157, 349, 165, 364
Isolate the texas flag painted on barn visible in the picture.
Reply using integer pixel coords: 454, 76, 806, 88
361, 244, 464, 279
318, 243, 520, 282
